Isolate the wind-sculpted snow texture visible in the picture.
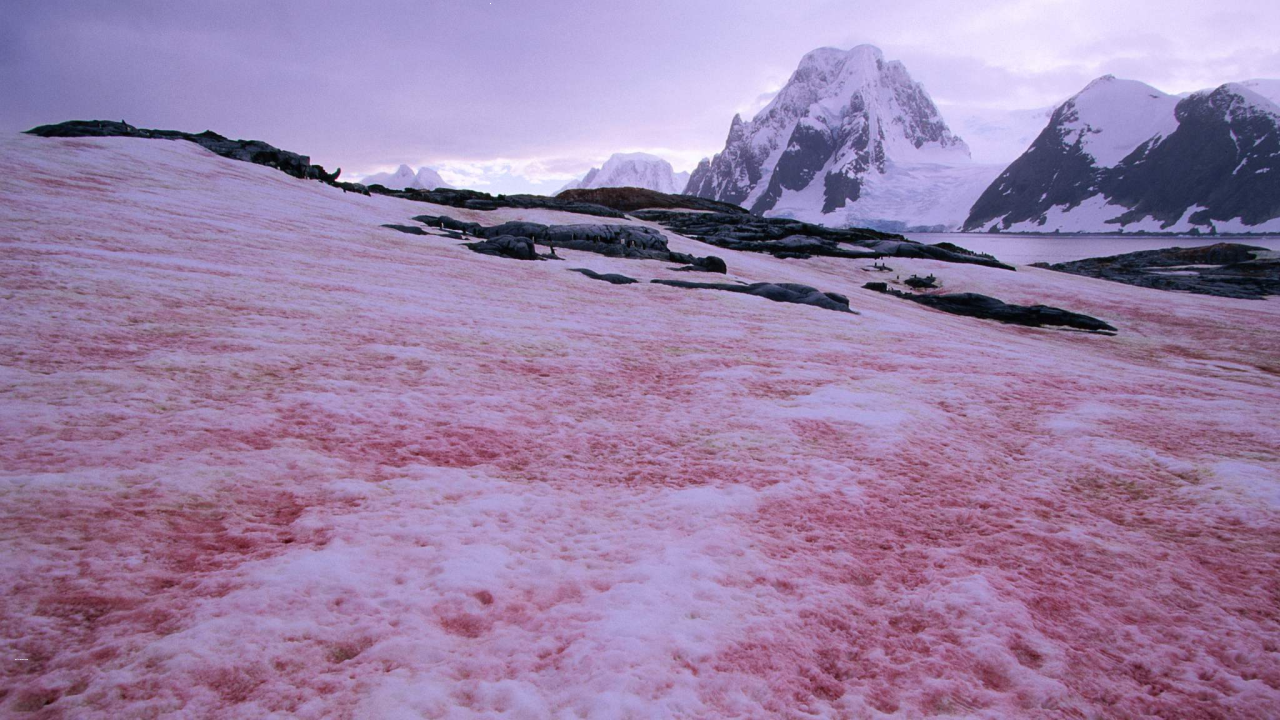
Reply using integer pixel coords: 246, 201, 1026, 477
3, 134, 1280, 719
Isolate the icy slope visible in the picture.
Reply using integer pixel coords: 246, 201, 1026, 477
1241, 78, 1280, 107
3, 134, 1280, 718
558, 152, 690, 195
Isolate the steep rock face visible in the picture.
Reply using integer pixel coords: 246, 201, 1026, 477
964, 77, 1280, 232
686, 45, 983, 230
559, 153, 690, 195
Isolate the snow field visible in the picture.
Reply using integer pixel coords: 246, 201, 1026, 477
2, 135, 1279, 718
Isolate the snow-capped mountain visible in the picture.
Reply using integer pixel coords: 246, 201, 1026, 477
361, 164, 452, 190
964, 76, 1280, 233
685, 44, 998, 231
558, 153, 690, 195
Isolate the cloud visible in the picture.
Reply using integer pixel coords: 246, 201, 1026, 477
3, 0, 1278, 177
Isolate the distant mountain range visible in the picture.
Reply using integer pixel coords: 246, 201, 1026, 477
361, 164, 451, 190
964, 77, 1280, 233
558, 152, 689, 195
675, 44, 1280, 234
379, 44, 1278, 235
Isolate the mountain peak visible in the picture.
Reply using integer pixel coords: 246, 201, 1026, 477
1212, 82, 1280, 116
361, 164, 452, 190
558, 152, 689, 194
1074, 75, 1167, 102
687, 44, 972, 223
797, 44, 884, 72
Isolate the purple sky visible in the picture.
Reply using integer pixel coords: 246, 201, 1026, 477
4, 0, 1278, 193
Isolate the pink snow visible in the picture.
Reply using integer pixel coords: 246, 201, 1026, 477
1, 134, 1279, 719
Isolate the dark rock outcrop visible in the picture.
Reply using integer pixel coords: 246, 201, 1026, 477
1031, 243, 1280, 299
377, 187, 624, 218
569, 268, 639, 285
412, 214, 725, 271
670, 255, 728, 274
632, 210, 1014, 270
465, 236, 539, 261
382, 224, 429, 235
652, 280, 855, 314
904, 275, 937, 289
26, 120, 346, 185
556, 187, 752, 215
24, 121, 634, 218
863, 283, 1116, 333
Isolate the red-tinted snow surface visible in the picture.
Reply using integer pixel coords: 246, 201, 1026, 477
2, 135, 1279, 719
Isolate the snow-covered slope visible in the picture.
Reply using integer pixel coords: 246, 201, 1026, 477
965, 76, 1280, 232
767, 161, 1003, 233
1241, 78, 1280, 107
559, 152, 689, 194
1060, 77, 1181, 168
4, 133, 1280, 718
686, 45, 990, 230
361, 163, 452, 190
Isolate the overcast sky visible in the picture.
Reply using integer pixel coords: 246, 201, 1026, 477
4, 0, 1278, 192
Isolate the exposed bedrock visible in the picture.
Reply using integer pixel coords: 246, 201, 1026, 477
555, 187, 752, 215
632, 210, 1014, 270
381, 224, 428, 235
385, 188, 625, 218
1032, 243, 1280, 300
863, 282, 1116, 333
414, 214, 726, 272
569, 268, 639, 285
464, 236, 541, 261
652, 280, 855, 313
26, 121, 655, 216
25, 120, 361, 190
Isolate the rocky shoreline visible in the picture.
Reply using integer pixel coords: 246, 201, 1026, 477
1032, 243, 1280, 299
